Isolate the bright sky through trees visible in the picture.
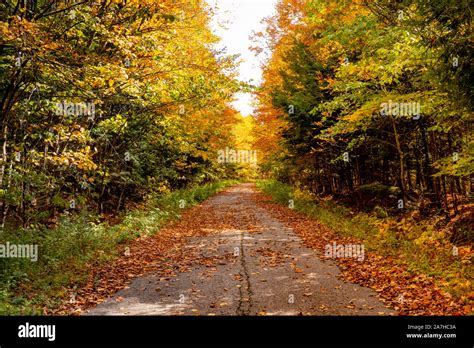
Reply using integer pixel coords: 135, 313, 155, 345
207, 0, 277, 116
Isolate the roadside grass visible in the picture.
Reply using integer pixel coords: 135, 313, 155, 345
0, 180, 238, 315
256, 180, 473, 301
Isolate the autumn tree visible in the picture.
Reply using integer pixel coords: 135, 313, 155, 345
0, 0, 240, 228
254, 0, 472, 227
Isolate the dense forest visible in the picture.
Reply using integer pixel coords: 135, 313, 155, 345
2, 0, 471, 234
0, 0, 472, 317
252, 0, 472, 243
0, 0, 246, 230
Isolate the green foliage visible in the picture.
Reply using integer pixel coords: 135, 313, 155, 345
373, 205, 389, 219
356, 182, 390, 198
0, 0, 241, 228
257, 0, 472, 217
